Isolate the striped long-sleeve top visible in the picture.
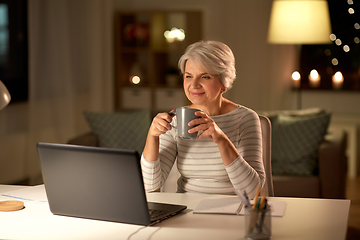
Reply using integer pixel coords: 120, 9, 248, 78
141, 105, 265, 197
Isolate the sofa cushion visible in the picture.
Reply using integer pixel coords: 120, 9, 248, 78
259, 108, 325, 118
260, 108, 326, 122
271, 112, 331, 176
84, 109, 151, 154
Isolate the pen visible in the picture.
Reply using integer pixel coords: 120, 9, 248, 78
255, 198, 261, 209
246, 187, 261, 235
234, 190, 251, 208
252, 188, 261, 210
243, 191, 250, 202
259, 199, 268, 232
253, 194, 266, 228
259, 193, 266, 210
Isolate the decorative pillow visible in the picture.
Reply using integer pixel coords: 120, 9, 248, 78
84, 109, 151, 154
259, 108, 326, 123
271, 112, 331, 176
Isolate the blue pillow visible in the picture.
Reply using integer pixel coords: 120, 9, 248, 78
271, 112, 331, 176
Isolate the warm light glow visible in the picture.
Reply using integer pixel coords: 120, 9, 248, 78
292, 71, 301, 81
335, 39, 342, 46
3, 93, 9, 102
0, 80, 11, 110
343, 45, 350, 52
164, 27, 185, 43
334, 71, 343, 82
324, 49, 331, 56
267, 0, 332, 44
309, 69, 320, 88
355, 23, 360, 30
129, 63, 142, 85
330, 34, 336, 41
291, 71, 301, 88
348, 0, 353, 5
348, 8, 355, 14
355, 37, 360, 44
332, 71, 344, 89
131, 76, 141, 85
332, 58, 339, 66
310, 69, 319, 79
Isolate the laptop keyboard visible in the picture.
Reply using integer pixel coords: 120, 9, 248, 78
149, 209, 169, 220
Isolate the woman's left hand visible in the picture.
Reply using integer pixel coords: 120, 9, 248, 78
188, 111, 227, 144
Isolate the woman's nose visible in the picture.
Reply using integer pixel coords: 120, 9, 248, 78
191, 77, 201, 87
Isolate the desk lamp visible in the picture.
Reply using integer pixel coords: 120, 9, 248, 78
0, 81, 21, 211
267, 0, 332, 107
0, 80, 11, 110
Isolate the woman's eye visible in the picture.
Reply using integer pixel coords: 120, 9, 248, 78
185, 75, 192, 79
202, 75, 210, 79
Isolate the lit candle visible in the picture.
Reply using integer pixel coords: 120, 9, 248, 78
130, 76, 141, 85
332, 71, 343, 90
308, 69, 320, 88
129, 63, 142, 85
291, 71, 301, 88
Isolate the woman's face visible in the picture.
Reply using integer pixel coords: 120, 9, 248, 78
183, 59, 225, 108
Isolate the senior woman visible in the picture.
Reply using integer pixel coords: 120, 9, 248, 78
141, 40, 265, 198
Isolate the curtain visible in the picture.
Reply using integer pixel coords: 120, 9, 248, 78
26, 0, 114, 184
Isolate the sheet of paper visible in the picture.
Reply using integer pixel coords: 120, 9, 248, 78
193, 197, 243, 215
193, 196, 286, 217
0, 185, 48, 203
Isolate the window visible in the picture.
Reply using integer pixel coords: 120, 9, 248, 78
299, 0, 360, 90
0, 0, 28, 102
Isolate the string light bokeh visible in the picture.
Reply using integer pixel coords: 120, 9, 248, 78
299, 0, 360, 90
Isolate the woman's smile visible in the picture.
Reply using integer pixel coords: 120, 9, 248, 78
190, 91, 205, 97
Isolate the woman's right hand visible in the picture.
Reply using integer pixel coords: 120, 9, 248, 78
143, 111, 175, 162
148, 112, 175, 137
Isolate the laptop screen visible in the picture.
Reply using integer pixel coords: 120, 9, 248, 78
37, 142, 152, 225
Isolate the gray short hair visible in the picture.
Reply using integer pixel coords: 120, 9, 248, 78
178, 40, 236, 91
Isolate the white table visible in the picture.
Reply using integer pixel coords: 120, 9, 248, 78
0, 185, 350, 240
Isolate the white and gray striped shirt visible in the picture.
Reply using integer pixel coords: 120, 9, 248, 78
141, 105, 265, 197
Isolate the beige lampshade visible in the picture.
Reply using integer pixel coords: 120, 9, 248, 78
268, 0, 332, 44
0, 80, 11, 110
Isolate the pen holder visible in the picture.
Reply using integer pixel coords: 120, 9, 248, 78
244, 206, 271, 240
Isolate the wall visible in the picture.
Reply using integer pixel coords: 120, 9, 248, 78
113, 0, 299, 111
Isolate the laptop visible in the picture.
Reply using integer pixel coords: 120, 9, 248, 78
37, 142, 186, 226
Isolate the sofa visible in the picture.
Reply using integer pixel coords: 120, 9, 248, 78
272, 129, 347, 198
68, 108, 347, 199
259, 108, 347, 199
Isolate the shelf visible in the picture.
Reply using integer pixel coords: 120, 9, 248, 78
114, 10, 202, 111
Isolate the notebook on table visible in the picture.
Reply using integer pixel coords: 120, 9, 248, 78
36, 142, 186, 226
